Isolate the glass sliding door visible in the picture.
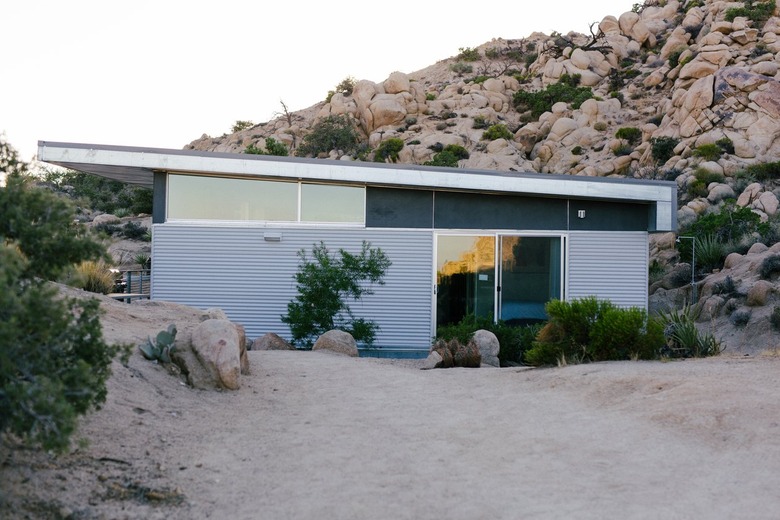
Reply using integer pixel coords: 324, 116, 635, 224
436, 235, 495, 327
498, 236, 562, 325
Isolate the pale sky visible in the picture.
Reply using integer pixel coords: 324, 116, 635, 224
3, 0, 635, 163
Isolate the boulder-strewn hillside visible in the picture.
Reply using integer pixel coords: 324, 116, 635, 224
186, 0, 780, 352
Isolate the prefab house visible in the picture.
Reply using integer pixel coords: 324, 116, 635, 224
39, 141, 676, 356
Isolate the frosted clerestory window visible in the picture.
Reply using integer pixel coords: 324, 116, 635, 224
166, 174, 364, 224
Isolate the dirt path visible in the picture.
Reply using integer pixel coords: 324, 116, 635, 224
3, 293, 780, 519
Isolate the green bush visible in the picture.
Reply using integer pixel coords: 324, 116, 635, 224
682, 201, 768, 249
716, 137, 735, 154
281, 241, 391, 349
231, 120, 254, 133
695, 234, 727, 274
693, 143, 722, 161
457, 47, 481, 61
472, 115, 490, 129
668, 48, 685, 68
325, 76, 356, 102
450, 62, 474, 74
513, 74, 594, 119
615, 127, 642, 145
760, 254, 780, 279
374, 138, 405, 163
0, 140, 127, 452
524, 297, 663, 366
424, 144, 470, 167
725, 0, 776, 24
743, 161, 780, 181
482, 123, 514, 141
650, 136, 680, 164
693, 166, 724, 185
245, 137, 289, 157
572, 146, 583, 155
296, 115, 361, 158
658, 306, 721, 358
613, 143, 634, 157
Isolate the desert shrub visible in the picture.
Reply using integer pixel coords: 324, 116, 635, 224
687, 179, 709, 199
524, 297, 663, 366
471, 75, 490, 84
572, 146, 583, 156
730, 308, 752, 327
231, 120, 254, 133
693, 143, 722, 161
325, 76, 356, 102
713, 275, 738, 298
426, 92, 436, 101
245, 137, 289, 157
682, 201, 767, 248
513, 74, 594, 119
482, 123, 513, 141
743, 161, 780, 181
716, 137, 735, 154
120, 221, 149, 241
0, 140, 127, 451
472, 115, 490, 129
589, 307, 663, 361
374, 138, 405, 163
457, 47, 481, 61
668, 48, 685, 68
450, 62, 473, 74
693, 166, 725, 185
725, 0, 776, 25
282, 241, 391, 349
614, 143, 634, 156
658, 306, 721, 358
650, 136, 680, 164
615, 127, 642, 145
296, 115, 360, 158
760, 254, 780, 279
594, 121, 608, 131
424, 144, 470, 167
771, 306, 780, 331
649, 259, 666, 285
70, 260, 117, 294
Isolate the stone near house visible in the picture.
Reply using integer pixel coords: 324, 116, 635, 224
252, 332, 295, 351
421, 349, 443, 370
707, 184, 735, 203
172, 319, 249, 390
748, 242, 769, 255
724, 252, 744, 270
93, 213, 120, 226
312, 329, 358, 357
471, 329, 500, 367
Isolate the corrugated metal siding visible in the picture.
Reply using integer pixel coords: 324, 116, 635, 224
151, 225, 433, 350
567, 231, 649, 309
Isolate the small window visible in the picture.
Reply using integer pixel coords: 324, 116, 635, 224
301, 184, 365, 223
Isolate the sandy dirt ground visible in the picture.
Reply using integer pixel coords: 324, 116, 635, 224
2, 289, 780, 519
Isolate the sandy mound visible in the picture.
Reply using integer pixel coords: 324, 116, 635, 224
2, 288, 780, 519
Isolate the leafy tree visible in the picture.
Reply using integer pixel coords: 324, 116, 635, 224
0, 138, 127, 452
282, 241, 391, 348
295, 115, 361, 158
326, 76, 357, 102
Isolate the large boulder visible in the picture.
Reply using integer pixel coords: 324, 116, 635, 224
471, 329, 500, 367
172, 319, 249, 390
312, 330, 358, 357
252, 332, 295, 351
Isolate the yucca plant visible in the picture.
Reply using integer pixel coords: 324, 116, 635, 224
657, 305, 721, 358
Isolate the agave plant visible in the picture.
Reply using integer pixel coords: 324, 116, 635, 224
139, 324, 177, 363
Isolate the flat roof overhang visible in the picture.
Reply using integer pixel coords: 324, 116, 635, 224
37, 141, 677, 231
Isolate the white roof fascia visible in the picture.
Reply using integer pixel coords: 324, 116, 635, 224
38, 142, 676, 230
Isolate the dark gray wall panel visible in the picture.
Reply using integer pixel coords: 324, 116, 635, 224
366, 187, 433, 228
434, 192, 567, 230
153, 172, 167, 224
568, 200, 650, 231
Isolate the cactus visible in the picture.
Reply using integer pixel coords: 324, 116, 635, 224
139, 324, 177, 363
